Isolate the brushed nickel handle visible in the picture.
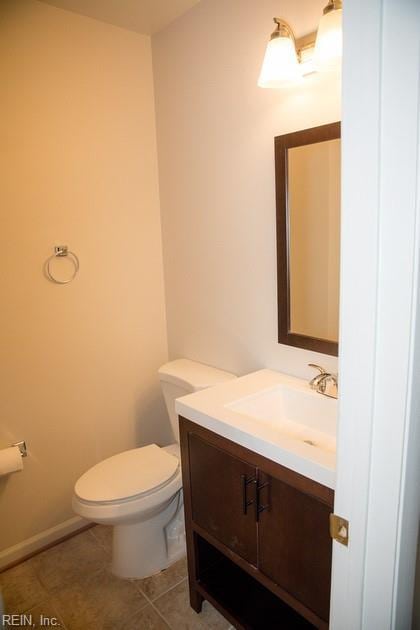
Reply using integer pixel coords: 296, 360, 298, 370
255, 480, 270, 522
308, 363, 328, 375
241, 474, 256, 515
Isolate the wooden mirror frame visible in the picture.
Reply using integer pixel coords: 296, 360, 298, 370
275, 121, 341, 357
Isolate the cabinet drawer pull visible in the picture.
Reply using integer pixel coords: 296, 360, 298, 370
241, 474, 256, 515
255, 480, 270, 521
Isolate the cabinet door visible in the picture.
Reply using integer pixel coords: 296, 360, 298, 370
188, 433, 257, 566
257, 473, 332, 622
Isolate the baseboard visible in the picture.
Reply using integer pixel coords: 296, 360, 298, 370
0, 516, 89, 571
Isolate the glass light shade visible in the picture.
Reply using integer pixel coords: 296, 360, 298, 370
313, 8, 343, 72
258, 36, 301, 88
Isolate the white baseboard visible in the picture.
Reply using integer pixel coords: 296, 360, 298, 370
0, 516, 88, 571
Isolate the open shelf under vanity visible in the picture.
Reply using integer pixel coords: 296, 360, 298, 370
194, 534, 315, 629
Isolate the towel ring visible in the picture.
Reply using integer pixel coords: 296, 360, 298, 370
46, 246, 79, 284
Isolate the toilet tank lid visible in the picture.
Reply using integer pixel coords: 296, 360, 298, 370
158, 359, 236, 391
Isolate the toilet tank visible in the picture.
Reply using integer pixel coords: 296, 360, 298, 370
158, 359, 236, 443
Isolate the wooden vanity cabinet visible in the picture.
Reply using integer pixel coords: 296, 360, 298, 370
180, 417, 334, 630
188, 431, 257, 565
257, 474, 333, 622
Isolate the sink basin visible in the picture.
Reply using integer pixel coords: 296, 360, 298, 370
226, 384, 336, 453
175, 369, 338, 488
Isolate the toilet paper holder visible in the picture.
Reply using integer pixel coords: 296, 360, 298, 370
12, 441, 27, 458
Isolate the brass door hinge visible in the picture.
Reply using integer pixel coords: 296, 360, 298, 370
330, 513, 349, 546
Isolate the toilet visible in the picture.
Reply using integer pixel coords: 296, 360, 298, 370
72, 359, 235, 579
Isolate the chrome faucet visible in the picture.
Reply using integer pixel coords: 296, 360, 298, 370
308, 364, 338, 399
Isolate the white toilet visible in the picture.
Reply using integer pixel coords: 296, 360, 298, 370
72, 359, 235, 579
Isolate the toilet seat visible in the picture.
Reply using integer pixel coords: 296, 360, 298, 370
74, 444, 179, 504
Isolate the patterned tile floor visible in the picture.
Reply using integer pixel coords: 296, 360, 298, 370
0, 527, 232, 630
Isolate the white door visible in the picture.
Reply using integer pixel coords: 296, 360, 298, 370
330, 1, 420, 628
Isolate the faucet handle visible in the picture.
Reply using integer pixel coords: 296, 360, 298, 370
308, 363, 328, 375
308, 365, 338, 399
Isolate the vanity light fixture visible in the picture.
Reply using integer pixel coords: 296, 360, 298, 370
313, 0, 343, 72
258, 19, 301, 88
258, 1, 343, 88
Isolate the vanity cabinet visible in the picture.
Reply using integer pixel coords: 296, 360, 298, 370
188, 432, 257, 565
257, 474, 332, 622
180, 417, 334, 630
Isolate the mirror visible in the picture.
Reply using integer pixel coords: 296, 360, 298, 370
275, 122, 341, 356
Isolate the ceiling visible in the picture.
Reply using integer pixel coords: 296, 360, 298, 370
37, 0, 201, 34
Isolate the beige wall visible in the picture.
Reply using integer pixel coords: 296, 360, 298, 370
0, 0, 170, 552
152, 0, 341, 379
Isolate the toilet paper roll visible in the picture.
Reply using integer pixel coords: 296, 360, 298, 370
0, 446, 24, 476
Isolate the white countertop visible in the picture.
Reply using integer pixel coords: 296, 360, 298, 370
176, 369, 337, 489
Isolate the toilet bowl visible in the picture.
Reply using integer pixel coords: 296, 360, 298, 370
72, 359, 236, 579
73, 444, 183, 578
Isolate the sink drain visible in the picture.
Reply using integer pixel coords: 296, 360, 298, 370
303, 439, 316, 446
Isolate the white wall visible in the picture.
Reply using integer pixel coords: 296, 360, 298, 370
0, 0, 170, 557
152, 0, 341, 380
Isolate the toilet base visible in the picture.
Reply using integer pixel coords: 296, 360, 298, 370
111, 493, 185, 579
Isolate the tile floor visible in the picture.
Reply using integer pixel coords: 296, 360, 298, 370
0, 527, 232, 630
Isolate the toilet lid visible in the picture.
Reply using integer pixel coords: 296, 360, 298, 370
74, 444, 179, 503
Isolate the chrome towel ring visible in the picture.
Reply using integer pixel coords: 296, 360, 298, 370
45, 246, 79, 284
